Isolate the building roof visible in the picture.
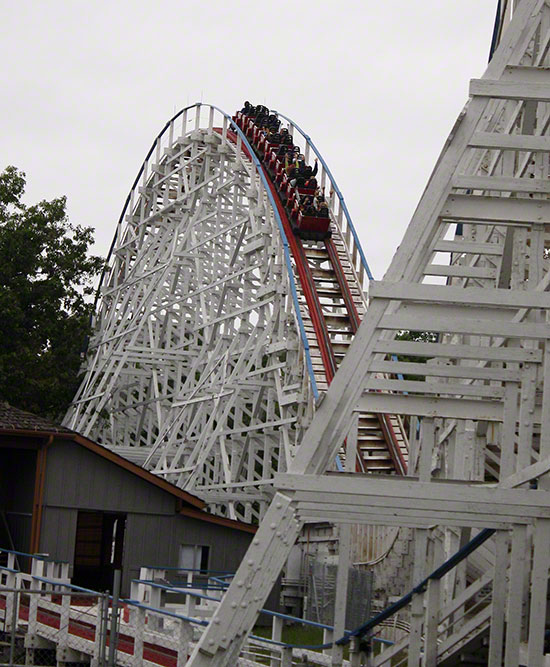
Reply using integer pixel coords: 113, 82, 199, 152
0, 403, 256, 534
0, 402, 73, 434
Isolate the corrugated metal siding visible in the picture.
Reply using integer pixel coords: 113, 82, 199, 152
43, 441, 175, 515
39, 507, 77, 564
5, 512, 32, 555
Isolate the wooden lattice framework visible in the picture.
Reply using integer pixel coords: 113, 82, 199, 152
187, 1, 550, 665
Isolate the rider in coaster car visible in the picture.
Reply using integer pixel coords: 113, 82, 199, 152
299, 160, 318, 179
301, 196, 316, 216
318, 201, 330, 218
241, 101, 253, 114
279, 128, 293, 146
314, 188, 325, 207
277, 144, 292, 157
285, 153, 299, 177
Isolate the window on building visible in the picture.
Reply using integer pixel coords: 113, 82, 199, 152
178, 544, 210, 572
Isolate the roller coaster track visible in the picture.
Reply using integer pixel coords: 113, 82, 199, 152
64, 102, 408, 525
234, 112, 408, 474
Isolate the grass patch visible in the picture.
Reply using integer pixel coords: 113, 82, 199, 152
253, 623, 324, 647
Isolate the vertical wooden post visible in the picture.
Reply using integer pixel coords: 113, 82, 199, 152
331, 414, 358, 667
131, 606, 145, 667
270, 615, 283, 667
526, 518, 550, 666
408, 529, 428, 666
418, 418, 435, 482
504, 524, 527, 666
488, 530, 508, 666
424, 577, 440, 666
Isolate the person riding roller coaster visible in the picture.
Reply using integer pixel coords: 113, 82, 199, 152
237, 101, 331, 240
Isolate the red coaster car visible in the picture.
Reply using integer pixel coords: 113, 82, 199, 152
293, 213, 331, 241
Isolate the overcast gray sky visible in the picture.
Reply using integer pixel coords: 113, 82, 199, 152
3, 1, 497, 279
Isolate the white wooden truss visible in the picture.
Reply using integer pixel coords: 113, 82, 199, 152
63, 110, 317, 523
63, 106, 395, 526
187, 1, 550, 665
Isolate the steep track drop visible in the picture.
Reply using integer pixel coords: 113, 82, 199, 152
235, 110, 407, 474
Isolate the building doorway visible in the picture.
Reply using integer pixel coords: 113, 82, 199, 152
73, 511, 126, 592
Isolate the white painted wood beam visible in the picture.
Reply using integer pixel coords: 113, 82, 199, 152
276, 473, 550, 515
442, 193, 550, 224
453, 174, 550, 193
373, 339, 542, 362
469, 130, 550, 151
356, 393, 504, 421
470, 78, 550, 101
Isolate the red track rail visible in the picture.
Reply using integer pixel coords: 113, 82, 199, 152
324, 238, 361, 334
228, 116, 407, 474
264, 178, 338, 384
222, 126, 338, 386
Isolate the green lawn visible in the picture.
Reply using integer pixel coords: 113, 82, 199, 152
252, 623, 325, 647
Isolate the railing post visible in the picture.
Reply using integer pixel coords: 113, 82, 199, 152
58, 584, 70, 646
194, 104, 201, 130
8, 589, 19, 665
100, 592, 110, 666
349, 637, 362, 667
169, 118, 176, 149
323, 628, 333, 655
28, 577, 39, 636
3, 570, 16, 631
184, 586, 197, 617
131, 606, 145, 667
280, 646, 293, 667
271, 615, 283, 667
177, 619, 193, 667
108, 569, 122, 667
181, 109, 188, 138
93, 594, 106, 666
208, 107, 214, 134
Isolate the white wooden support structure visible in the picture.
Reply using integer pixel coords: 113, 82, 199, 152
184, 1, 550, 664
331, 415, 358, 667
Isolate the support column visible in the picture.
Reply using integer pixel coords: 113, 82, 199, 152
408, 529, 428, 667
526, 518, 550, 666
504, 524, 527, 666
331, 414, 358, 667
424, 577, 440, 667
488, 530, 508, 666
409, 418, 434, 665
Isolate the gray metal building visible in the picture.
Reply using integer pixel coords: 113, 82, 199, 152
0, 404, 255, 594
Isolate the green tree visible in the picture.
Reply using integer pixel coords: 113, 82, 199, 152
0, 166, 104, 419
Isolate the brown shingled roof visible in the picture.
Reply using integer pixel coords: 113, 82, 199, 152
0, 402, 73, 434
